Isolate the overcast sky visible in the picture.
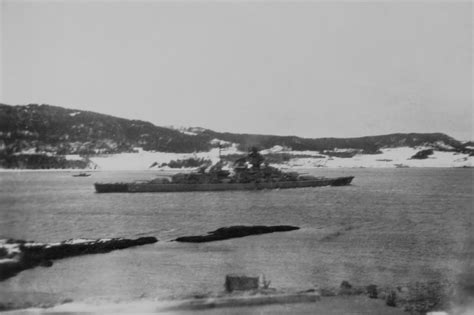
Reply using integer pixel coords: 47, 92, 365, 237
1, 0, 472, 140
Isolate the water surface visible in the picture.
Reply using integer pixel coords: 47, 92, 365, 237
0, 168, 471, 304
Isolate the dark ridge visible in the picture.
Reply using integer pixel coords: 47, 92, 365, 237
410, 149, 434, 160
174, 225, 300, 243
0, 104, 464, 167
0, 236, 158, 281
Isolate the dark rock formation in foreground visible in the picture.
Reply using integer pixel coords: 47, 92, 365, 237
0, 236, 157, 281
319, 280, 452, 314
174, 225, 300, 243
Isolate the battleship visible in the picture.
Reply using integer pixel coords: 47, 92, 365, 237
94, 148, 354, 193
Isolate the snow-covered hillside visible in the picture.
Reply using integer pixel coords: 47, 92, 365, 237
87, 144, 240, 171
82, 145, 472, 171
280, 147, 472, 169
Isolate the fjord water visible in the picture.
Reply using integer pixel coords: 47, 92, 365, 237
0, 168, 472, 304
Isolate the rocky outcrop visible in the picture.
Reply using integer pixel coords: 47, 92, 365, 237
161, 274, 319, 311
0, 237, 158, 281
382, 281, 450, 313
410, 149, 434, 159
319, 280, 451, 314
225, 274, 261, 292
174, 225, 300, 243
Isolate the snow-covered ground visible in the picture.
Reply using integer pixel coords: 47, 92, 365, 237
83, 146, 472, 171
3, 143, 470, 171
88, 144, 241, 171
283, 147, 472, 169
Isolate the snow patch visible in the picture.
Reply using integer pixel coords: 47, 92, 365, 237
182, 131, 197, 136
287, 150, 325, 157
65, 154, 83, 161
17, 148, 37, 154
330, 148, 359, 153
69, 112, 80, 117
85, 146, 472, 170
13, 150, 54, 156
0, 243, 22, 256
90, 144, 243, 171
63, 238, 95, 245
283, 146, 473, 168
261, 145, 287, 154
433, 141, 455, 150
210, 138, 233, 146
167, 126, 206, 136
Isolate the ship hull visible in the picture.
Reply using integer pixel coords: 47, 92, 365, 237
94, 176, 354, 193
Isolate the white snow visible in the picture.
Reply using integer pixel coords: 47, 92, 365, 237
13, 150, 54, 156
182, 131, 197, 136
167, 126, 206, 136
6, 145, 470, 171
433, 141, 455, 150
210, 138, 233, 146
63, 238, 95, 245
329, 148, 359, 153
0, 243, 22, 256
90, 152, 186, 171
86, 146, 473, 170
261, 145, 287, 154
284, 147, 473, 168
89, 144, 243, 171
287, 150, 326, 157
65, 154, 84, 161
69, 112, 80, 117
16, 148, 37, 154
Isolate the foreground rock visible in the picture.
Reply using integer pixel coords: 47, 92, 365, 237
319, 280, 453, 314
225, 274, 272, 292
160, 277, 407, 313
26, 294, 406, 314
0, 236, 158, 281
0, 278, 445, 314
174, 225, 300, 243
163, 290, 321, 311
163, 273, 319, 311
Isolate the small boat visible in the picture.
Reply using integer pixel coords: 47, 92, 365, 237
73, 173, 91, 177
394, 164, 409, 168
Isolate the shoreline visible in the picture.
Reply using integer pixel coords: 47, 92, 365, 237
0, 165, 473, 172
1, 295, 408, 314
2, 146, 472, 171
1, 158, 471, 314
2, 280, 469, 314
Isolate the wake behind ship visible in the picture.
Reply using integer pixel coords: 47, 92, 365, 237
94, 148, 354, 193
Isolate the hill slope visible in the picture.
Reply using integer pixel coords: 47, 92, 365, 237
0, 104, 212, 154
0, 103, 470, 169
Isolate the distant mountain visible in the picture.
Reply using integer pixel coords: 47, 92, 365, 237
196, 129, 464, 153
0, 103, 212, 155
0, 103, 470, 168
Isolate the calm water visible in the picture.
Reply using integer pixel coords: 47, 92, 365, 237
0, 168, 472, 304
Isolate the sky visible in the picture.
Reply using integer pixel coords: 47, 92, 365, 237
1, 0, 472, 140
